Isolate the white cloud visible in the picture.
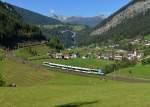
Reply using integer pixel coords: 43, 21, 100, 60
50, 9, 55, 14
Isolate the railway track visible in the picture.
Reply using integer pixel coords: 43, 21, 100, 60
6, 51, 150, 83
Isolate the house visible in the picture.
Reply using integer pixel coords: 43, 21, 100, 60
145, 42, 150, 46
98, 51, 114, 60
108, 44, 119, 48
55, 53, 63, 59
114, 55, 123, 61
126, 50, 143, 60
47, 51, 57, 58
82, 56, 87, 59
63, 54, 70, 60
70, 54, 77, 59
130, 39, 140, 45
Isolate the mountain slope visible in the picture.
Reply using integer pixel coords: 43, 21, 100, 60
91, 0, 150, 42
0, 1, 45, 48
12, 5, 61, 25
40, 24, 87, 48
52, 15, 105, 27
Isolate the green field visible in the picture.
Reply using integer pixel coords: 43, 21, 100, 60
110, 63, 150, 79
42, 24, 86, 32
15, 45, 51, 59
32, 58, 113, 69
144, 34, 150, 41
0, 59, 150, 107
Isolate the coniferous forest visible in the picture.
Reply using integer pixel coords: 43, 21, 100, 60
0, 1, 45, 48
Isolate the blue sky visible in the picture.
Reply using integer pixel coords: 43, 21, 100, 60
5, 0, 131, 17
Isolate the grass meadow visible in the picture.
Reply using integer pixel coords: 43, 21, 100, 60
0, 59, 150, 107
32, 58, 113, 69
110, 63, 150, 79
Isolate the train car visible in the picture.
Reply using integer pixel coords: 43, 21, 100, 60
42, 62, 105, 75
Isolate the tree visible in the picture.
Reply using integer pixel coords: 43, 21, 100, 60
0, 1, 45, 48
47, 37, 64, 51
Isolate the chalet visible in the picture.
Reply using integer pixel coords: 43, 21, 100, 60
63, 54, 70, 60
47, 51, 57, 58
145, 42, 150, 46
55, 53, 63, 59
114, 54, 123, 61
108, 44, 119, 48
144, 40, 150, 46
130, 39, 141, 45
97, 51, 114, 60
70, 54, 77, 59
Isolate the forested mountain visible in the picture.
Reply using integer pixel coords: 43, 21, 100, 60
91, 0, 150, 43
51, 15, 105, 27
12, 5, 61, 25
0, 1, 45, 48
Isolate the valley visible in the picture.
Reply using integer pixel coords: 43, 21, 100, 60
0, 0, 150, 107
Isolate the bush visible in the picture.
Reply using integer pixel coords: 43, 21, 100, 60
0, 74, 5, 87
47, 37, 64, 52
141, 57, 150, 65
0, 49, 5, 61
104, 59, 137, 74
26, 47, 38, 56
104, 64, 118, 74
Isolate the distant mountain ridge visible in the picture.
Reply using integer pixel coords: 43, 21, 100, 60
51, 14, 105, 27
91, 0, 150, 42
12, 5, 61, 25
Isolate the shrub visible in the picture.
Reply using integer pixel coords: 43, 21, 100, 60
47, 37, 64, 52
142, 57, 150, 65
104, 59, 137, 74
25, 47, 38, 56
104, 64, 118, 74
0, 49, 5, 61
0, 74, 5, 87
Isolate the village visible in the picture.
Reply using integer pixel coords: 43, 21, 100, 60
46, 37, 150, 62
47, 49, 143, 61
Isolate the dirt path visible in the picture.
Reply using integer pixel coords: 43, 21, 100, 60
6, 51, 150, 83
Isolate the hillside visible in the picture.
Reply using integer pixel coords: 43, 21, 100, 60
91, 0, 150, 42
1, 58, 150, 107
52, 15, 105, 27
12, 5, 61, 25
0, 1, 45, 48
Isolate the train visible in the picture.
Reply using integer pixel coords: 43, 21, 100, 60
42, 62, 105, 76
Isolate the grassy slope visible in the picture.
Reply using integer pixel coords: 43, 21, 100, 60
2, 60, 54, 86
110, 63, 150, 79
1, 59, 150, 107
15, 45, 51, 59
